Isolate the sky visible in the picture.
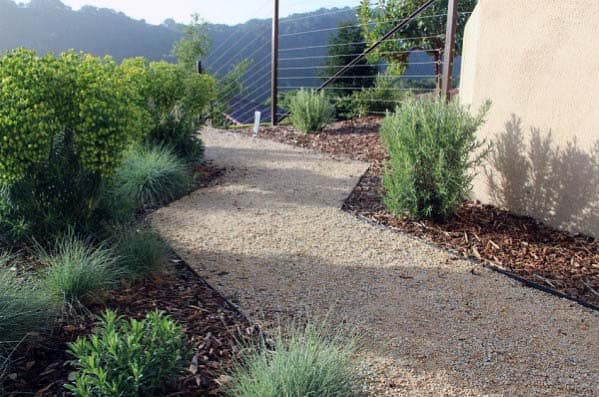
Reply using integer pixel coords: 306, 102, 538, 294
48, 0, 363, 26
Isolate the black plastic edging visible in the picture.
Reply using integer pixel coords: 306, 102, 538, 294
344, 202, 599, 313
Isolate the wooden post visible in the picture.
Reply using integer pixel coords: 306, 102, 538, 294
441, 0, 458, 101
271, 0, 279, 125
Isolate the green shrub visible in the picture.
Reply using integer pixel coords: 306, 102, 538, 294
289, 89, 335, 133
0, 49, 146, 243
39, 233, 120, 304
109, 145, 192, 212
381, 98, 490, 221
0, 255, 58, 346
114, 227, 168, 280
146, 61, 215, 160
66, 310, 188, 397
345, 73, 407, 118
226, 323, 361, 397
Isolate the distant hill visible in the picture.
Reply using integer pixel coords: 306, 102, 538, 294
0, 0, 180, 61
0, 0, 460, 106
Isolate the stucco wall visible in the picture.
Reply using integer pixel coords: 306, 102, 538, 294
460, 0, 599, 238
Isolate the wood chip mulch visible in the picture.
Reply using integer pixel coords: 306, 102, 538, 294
3, 163, 253, 396
3, 258, 251, 397
238, 119, 599, 309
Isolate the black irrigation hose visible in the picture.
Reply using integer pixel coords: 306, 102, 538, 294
343, 167, 599, 313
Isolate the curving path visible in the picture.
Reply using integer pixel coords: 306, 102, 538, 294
150, 128, 599, 396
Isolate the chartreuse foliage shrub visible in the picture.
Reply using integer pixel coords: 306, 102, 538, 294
114, 227, 168, 281
146, 61, 215, 160
289, 89, 335, 133
109, 145, 192, 212
0, 49, 144, 242
0, 254, 58, 345
226, 323, 361, 397
39, 232, 120, 304
381, 98, 490, 221
66, 310, 188, 397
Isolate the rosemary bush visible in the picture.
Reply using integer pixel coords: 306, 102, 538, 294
381, 98, 490, 221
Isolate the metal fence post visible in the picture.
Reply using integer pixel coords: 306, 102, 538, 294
271, 0, 279, 125
441, 0, 458, 101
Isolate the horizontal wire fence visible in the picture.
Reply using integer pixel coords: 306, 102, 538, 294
208, 1, 471, 123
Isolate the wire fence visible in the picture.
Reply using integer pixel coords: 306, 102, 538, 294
206, 1, 470, 124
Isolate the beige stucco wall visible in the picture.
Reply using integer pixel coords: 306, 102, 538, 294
460, 0, 599, 238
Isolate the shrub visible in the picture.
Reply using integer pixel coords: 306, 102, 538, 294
288, 89, 335, 133
114, 227, 168, 280
109, 145, 192, 212
381, 98, 490, 221
345, 73, 407, 118
146, 61, 215, 160
0, 49, 146, 243
226, 323, 361, 397
39, 232, 120, 304
0, 254, 58, 345
66, 310, 188, 397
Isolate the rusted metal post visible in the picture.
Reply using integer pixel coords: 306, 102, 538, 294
271, 0, 279, 125
441, 0, 458, 101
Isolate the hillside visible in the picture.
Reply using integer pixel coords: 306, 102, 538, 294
0, 0, 458, 105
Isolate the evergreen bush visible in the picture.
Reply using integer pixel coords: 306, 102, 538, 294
381, 98, 490, 220
66, 310, 188, 397
289, 89, 335, 133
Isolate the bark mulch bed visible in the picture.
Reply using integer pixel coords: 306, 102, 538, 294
3, 259, 251, 396
239, 119, 599, 309
3, 163, 253, 396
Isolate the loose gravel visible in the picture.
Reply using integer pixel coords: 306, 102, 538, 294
151, 127, 599, 396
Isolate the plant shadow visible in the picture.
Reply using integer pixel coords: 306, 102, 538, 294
485, 114, 599, 237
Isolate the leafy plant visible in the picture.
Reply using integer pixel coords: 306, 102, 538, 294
322, 21, 378, 96
66, 310, 188, 397
146, 61, 215, 160
343, 73, 408, 118
109, 145, 192, 212
358, 0, 477, 80
381, 98, 490, 221
0, 49, 146, 243
172, 14, 210, 73
39, 232, 120, 304
114, 227, 168, 281
288, 90, 335, 133
0, 254, 58, 346
226, 322, 361, 397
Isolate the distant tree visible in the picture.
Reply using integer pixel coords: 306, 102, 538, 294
322, 21, 378, 96
358, 0, 476, 86
172, 14, 210, 72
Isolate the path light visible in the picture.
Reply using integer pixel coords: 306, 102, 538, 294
253, 111, 261, 135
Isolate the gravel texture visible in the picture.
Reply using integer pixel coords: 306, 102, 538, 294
150, 127, 599, 396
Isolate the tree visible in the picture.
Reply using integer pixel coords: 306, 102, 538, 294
172, 14, 210, 72
358, 0, 476, 86
322, 21, 378, 96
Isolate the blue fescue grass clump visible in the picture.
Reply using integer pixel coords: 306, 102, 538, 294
39, 232, 120, 304
226, 322, 362, 397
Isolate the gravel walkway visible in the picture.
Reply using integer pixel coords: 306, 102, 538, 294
150, 128, 599, 396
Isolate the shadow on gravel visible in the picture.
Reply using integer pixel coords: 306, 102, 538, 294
185, 248, 599, 397
182, 145, 366, 210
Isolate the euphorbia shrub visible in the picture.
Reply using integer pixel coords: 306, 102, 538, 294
146, 61, 215, 160
0, 49, 144, 241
